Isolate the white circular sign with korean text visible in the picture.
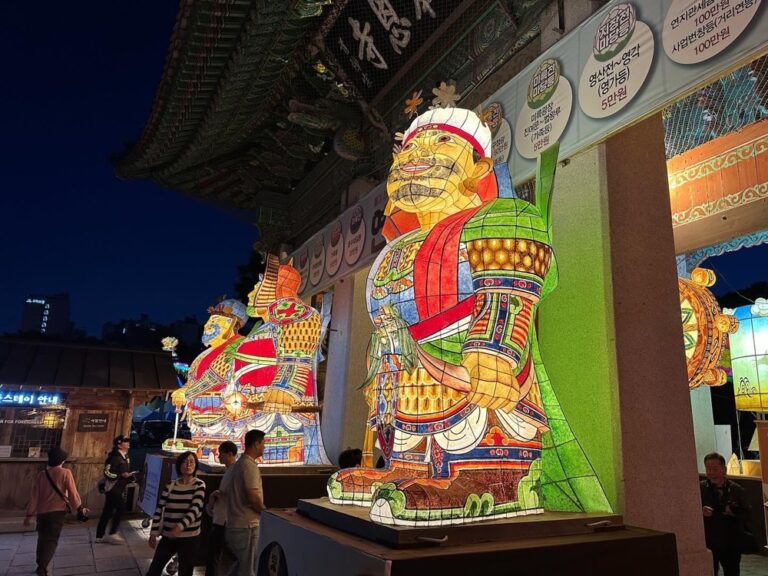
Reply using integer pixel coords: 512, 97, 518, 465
663, 0, 761, 64
344, 204, 366, 266
309, 236, 325, 287
492, 119, 512, 165
515, 59, 572, 159
295, 246, 309, 293
325, 220, 344, 277
579, 4, 655, 118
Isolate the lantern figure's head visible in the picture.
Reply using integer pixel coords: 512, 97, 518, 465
387, 108, 494, 221
247, 254, 302, 319
202, 299, 247, 347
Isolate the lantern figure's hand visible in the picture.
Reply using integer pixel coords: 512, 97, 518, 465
263, 387, 298, 414
461, 351, 521, 412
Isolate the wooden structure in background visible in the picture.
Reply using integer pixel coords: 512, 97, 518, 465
669, 118, 768, 253
0, 338, 179, 512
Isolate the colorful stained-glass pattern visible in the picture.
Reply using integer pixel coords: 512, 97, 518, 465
327, 107, 611, 526
678, 268, 738, 389
180, 259, 329, 465
731, 298, 768, 413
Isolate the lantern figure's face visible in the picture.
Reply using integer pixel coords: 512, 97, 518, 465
202, 314, 235, 347
387, 129, 476, 215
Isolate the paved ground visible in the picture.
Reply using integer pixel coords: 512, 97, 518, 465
0, 518, 207, 576
0, 516, 766, 575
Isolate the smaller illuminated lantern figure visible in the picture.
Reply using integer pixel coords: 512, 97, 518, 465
678, 268, 738, 389
230, 255, 328, 465
180, 299, 248, 446
731, 298, 768, 412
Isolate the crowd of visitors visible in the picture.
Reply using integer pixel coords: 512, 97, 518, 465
24, 431, 266, 576
28, 443, 764, 576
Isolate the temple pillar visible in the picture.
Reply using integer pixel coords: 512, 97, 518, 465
540, 112, 709, 573
321, 268, 372, 465
605, 114, 711, 575
690, 386, 717, 474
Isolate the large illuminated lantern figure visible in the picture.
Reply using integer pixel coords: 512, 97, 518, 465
328, 107, 609, 525
181, 299, 248, 444
229, 255, 328, 465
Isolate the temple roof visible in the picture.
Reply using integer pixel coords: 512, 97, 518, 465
0, 338, 179, 391
114, 1, 553, 242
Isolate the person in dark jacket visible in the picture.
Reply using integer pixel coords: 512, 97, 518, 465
700, 452, 749, 576
96, 435, 133, 543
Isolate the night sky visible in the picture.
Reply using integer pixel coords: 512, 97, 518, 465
0, 3, 765, 338
705, 243, 768, 299
0, 3, 257, 336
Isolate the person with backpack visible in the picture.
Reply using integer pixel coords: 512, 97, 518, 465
96, 435, 133, 543
24, 447, 87, 576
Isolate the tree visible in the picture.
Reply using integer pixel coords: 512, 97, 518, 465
234, 250, 266, 302
716, 281, 768, 309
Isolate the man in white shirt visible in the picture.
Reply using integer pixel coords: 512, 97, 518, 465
205, 441, 238, 576
225, 430, 265, 576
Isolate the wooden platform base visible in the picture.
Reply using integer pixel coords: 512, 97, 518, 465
257, 507, 680, 576
297, 497, 623, 548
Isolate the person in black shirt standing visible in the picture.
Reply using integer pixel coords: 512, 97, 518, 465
96, 435, 133, 543
700, 452, 749, 576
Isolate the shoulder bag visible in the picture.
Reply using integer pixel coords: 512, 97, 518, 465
44, 469, 73, 514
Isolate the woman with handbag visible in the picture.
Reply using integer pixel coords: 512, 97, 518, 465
24, 446, 88, 576
147, 451, 207, 576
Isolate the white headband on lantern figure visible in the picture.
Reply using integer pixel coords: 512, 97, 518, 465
401, 108, 492, 158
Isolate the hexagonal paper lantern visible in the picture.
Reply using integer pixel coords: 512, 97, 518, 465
731, 298, 768, 412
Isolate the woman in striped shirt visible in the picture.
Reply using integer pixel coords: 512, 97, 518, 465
147, 451, 207, 576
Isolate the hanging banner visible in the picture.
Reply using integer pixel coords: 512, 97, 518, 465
663, 0, 762, 65
578, 3, 655, 118
292, 183, 389, 297
515, 59, 573, 158
484, 0, 768, 184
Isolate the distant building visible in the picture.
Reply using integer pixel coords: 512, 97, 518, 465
20, 293, 71, 336
168, 315, 202, 350
102, 313, 162, 349
102, 314, 202, 361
